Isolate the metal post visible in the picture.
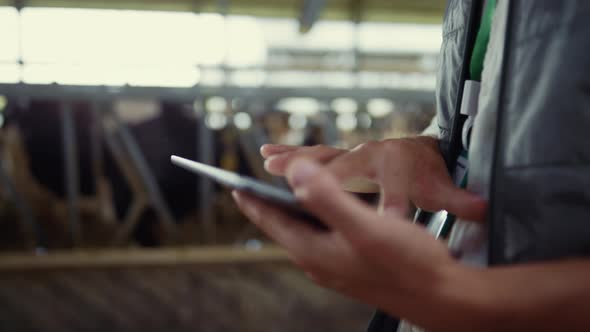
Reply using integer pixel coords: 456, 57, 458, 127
0, 150, 41, 250
109, 108, 177, 237
90, 100, 116, 224
196, 100, 216, 243
320, 102, 340, 145
90, 102, 103, 194
60, 101, 81, 246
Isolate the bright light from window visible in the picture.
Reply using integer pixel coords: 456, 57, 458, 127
358, 72, 435, 91
226, 16, 267, 67
267, 71, 314, 88
125, 66, 200, 88
267, 71, 356, 89
229, 70, 266, 87
4, 7, 441, 90
288, 114, 308, 130
21, 8, 200, 65
16, 9, 267, 86
336, 113, 357, 131
260, 18, 354, 51
233, 112, 252, 130
200, 68, 226, 86
359, 23, 442, 54
277, 98, 320, 116
319, 72, 356, 88
20, 10, 266, 68
0, 7, 19, 62
206, 97, 227, 113
205, 112, 228, 130
0, 64, 20, 83
259, 18, 441, 54
368, 98, 395, 118
331, 98, 358, 114
196, 13, 226, 66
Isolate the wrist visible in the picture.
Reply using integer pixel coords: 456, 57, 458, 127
396, 262, 493, 332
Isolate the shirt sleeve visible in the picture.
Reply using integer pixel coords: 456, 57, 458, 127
420, 115, 439, 138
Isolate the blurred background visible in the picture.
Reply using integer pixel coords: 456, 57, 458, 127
0, 0, 444, 331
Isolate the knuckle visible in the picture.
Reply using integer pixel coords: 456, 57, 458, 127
382, 139, 405, 155
350, 232, 380, 255
357, 140, 379, 151
310, 144, 330, 153
308, 171, 336, 196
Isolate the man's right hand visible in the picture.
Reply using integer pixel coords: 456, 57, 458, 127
260, 137, 487, 222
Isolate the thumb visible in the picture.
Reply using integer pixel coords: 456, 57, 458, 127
438, 185, 488, 222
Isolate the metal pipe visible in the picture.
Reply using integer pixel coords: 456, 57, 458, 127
60, 100, 81, 246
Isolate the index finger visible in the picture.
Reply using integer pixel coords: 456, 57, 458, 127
282, 145, 380, 192
260, 144, 299, 158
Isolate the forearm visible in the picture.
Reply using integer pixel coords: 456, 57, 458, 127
475, 260, 590, 331
407, 260, 590, 331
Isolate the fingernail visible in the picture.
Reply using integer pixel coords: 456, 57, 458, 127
231, 190, 240, 203
263, 158, 272, 171
290, 159, 320, 187
260, 144, 274, 157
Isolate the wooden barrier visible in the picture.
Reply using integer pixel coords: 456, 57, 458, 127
0, 246, 372, 332
0, 246, 290, 270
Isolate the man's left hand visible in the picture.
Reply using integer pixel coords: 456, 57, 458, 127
232, 158, 466, 327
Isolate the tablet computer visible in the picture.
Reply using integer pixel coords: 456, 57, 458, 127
171, 155, 327, 230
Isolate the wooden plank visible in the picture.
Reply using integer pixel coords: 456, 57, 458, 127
0, 246, 290, 270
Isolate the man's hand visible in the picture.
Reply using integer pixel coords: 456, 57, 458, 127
261, 137, 487, 221
233, 159, 590, 332
232, 159, 484, 331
